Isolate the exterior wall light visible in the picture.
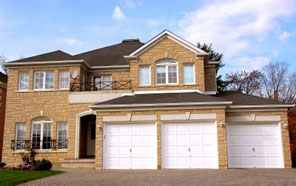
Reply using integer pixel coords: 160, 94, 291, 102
283, 123, 288, 129
219, 122, 225, 128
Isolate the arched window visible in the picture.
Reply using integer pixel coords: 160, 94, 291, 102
156, 60, 178, 84
31, 117, 52, 150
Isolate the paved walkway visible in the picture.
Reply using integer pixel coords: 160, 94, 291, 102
20, 168, 296, 186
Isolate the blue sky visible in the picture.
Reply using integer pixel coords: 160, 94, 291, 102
1, 0, 296, 76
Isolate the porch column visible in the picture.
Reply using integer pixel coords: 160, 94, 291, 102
95, 113, 104, 170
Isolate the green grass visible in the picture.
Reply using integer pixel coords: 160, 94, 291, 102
0, 170, 63, 186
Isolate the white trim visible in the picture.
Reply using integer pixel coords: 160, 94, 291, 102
226, 108, 288, 112
126, 30, 208, 57
205, 91, 217, 95
4, 59, 91, 68
127, 89, 203, 95
160, 113, 216, 121
75, 110, 97, 158
229, 104, 295, 109
33, 71, 55, 90
103, 114, 157, 123
90, 101, 233, 109
208, 61, 220, 65
57, 121, 68, 150
155, 60, 179, 85
95, 106, 227, 112
226, 115, 281, 123
31, 121, 53, 150
18, 71, 29, 91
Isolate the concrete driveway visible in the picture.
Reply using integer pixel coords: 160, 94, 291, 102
20, 169, 296, 186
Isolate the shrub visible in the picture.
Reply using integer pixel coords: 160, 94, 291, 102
34, 159, 52, 171
0, 162, 6, 168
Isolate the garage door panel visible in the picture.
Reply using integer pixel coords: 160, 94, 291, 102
104, 124, 157, 169
162, 122, 218, 169
227, 124, 284, 168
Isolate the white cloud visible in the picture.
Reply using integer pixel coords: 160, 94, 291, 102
59, 38, 83, 46
222, 56, 271, 74
278, 31, 290, 41
124, 0, 135, 8
178, 0, 296, 58
112, 6, 126, 21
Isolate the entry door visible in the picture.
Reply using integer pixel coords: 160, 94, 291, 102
93, 75, 112, 90
227, 124, 284, 168
103, 123, 157, 169
87, 121, 96, 156
162, 122, 218, 169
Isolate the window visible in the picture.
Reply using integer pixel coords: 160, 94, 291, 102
19, 72, 29, 91
57, 122, 68, 149
15, 123, 26, 150
59, 71, 70, 89
139, 66, 151, 86
156, 60, 178, 84
31, 117, 52, 150
93, 75, 112, 90
34, 71, 54, 90
183, 64, 195, 84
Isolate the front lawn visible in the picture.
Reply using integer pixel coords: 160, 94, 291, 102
0, 170, 63, 186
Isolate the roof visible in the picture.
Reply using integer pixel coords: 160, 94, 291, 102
0, 72, 7, 84
94, 92, 226, 106
75, 40, 144, 66
91, 91, 292, 109
215, 91, 284, 105
10, 50, 77, 63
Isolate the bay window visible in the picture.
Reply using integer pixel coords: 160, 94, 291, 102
34, 71, 54, 90
19, 72, 29, 91
139, 66, 151, 86
15, 123, 26, 150
156, 60, 178, 84
31, 117, 52, 150
59, 71, 70, 89
183, 64, 195, 84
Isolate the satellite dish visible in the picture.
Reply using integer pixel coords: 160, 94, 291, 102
71, 71, 78, 79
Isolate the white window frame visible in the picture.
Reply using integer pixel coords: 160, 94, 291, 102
57, 122, 68, 149
156, 60, 178, 85
31, 119, 53, 150
18, 72, 30, 91
15, 123, 26, 150
34, 71, 55, 90
139, 65, 151, 86
58, 71, 70, 90
93, 75, 112, 90
183, 63, 195, 84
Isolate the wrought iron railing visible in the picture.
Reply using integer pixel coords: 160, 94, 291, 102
70, 80, 132, 91
11, 139, 68, 151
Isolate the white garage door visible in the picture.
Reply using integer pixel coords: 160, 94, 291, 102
162, 122, 218, 169
103, 123, 157, 169
227, 123, 284, 168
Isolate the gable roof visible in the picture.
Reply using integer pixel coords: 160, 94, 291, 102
125, 30, 208, 58
10, 50, 78, 63
75, 40, 144, 67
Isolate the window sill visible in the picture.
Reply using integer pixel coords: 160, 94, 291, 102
12, 149, 68, 153
138, 83, 197, 87
15, 89, 69, 93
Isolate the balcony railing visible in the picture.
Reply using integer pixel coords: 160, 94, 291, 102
70, 80, 132, 91
11, 139, 68, 151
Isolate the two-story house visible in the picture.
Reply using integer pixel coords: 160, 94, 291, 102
2, 30, 294, 169
0, 72, 7, 162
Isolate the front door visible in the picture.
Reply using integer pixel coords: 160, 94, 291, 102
87, 121, 96, 156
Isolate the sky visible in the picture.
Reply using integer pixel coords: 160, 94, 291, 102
0, 0, 296, 76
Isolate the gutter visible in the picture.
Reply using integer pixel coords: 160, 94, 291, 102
3, 60, 92, 69
228, 104, 296, 109
89, 101, 233, 109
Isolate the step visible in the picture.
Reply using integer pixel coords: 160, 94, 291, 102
61, 158, 95, 169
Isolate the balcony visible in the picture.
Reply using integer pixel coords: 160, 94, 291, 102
11, 139, 68, 151
69, 80, 133, 104
70, 80, 132, 92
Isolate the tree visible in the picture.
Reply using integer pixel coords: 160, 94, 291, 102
197, 43, 227, 91
225, 70, 263, 96
0, 54, 7, 74
261, 62, 296, 103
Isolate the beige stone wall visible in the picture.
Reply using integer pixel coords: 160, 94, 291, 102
95, 109, 227, 169
2, 66, 93, 164
205, 66, 217, 92
129, 37, 206, 92
226, 111, 292, 168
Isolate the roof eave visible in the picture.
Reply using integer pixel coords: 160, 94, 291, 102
228, 104, 296, 109
89, 101, 233, 109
